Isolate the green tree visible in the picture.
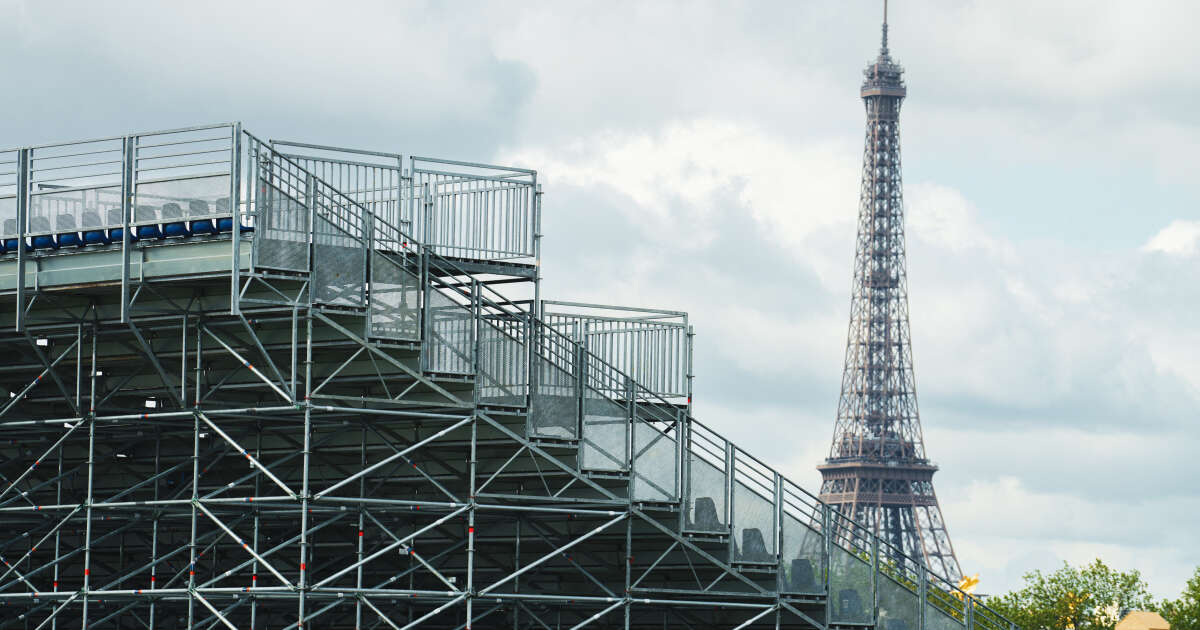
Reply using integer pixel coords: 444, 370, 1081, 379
1159, 566, 1200, 630
988, 559, 1154, 630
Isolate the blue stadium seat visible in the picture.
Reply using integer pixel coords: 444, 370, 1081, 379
134, 205, 162, 240
55, 213, 83, 247
215, 197, 234, 232
188, 199, 216, 235
161, 202, 191, 238
107, 207, 137, 243
214, 197, 251, 233
81, 211, 110, 245
29, 216, 57, 250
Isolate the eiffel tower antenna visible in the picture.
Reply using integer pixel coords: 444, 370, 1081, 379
817, 3, 964, 580
882, 0, 889, 53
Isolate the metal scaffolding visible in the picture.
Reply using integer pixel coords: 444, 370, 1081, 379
0, 123, 1017, 629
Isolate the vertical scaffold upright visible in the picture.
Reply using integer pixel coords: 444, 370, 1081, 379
818, 6, 963, 581
0, 121, 1007, 629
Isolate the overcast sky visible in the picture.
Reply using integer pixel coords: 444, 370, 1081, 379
3, 0, 1197, 600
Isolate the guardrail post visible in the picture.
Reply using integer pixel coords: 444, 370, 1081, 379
823, 503, 832, 624
872, 532, 880, 626
230, 123, 243, 316
363, 204, 374, 336
673, 408, 683, 501
14, 147, 28, 332
679, 416, 689, 531
472, 279, 481, 376
575, 319, 584, 440
625, 375, 634, 472
419, 183, 432, 373
966, 590, 975, 630
119, 137, 133, 324
919, 565, 928, 630
774, 471, 783, 592
726, 441, 735, 559
686, 324, 695, 412
472, 278, 481, 405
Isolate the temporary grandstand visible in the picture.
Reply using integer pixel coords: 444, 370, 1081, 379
0, 123, 1019, 629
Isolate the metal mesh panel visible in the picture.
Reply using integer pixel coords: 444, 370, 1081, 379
477, 316, 529, 405
685, 456, 727, 533
256, 180, 309, 272
368, 252, 421, 340
781, 514, 825, 593
631, 420, 677, 501
879, 574, 921, 630
926, 601, 966, 630
733, 478, 775, 563
313, 213, 365, 307
528, 351, 578, 439
581, 388, 627, 471
426, 287, 473, 375
831, 544, 875, 624
685, 428, 727, 533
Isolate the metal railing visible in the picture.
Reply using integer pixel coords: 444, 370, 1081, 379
0, 124, 240, 253
542, 300, 692, 402
412, 156, 538, 262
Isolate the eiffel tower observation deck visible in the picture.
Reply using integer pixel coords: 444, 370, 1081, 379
0, 122, 1016, 629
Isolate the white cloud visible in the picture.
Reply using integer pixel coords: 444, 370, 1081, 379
1143, 220, 1200, 257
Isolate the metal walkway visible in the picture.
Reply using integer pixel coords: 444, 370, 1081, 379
0, 123, 1017, 629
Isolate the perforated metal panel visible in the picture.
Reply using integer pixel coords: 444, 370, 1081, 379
313, 214, 364, 307
368, 251, 421, 340
781, 514, 825, 594
733, 478, 775, 563
879, 575, 921, 630
686, 455, 727, 533
926, 601, 966, 630
581, 388, 627, 471
528, 349, 578, 439
476, 316, 528, 405
831, 545, 875, 624
256, 181, 310, 273
426, 287, 473, 374
631, 420, 677, 501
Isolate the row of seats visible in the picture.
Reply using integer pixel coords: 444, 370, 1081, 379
0, 198, 251, 254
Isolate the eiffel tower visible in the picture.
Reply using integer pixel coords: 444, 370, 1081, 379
817, 4, 963, 580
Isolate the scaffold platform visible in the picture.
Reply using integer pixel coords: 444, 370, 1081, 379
0, 123, 1018, 630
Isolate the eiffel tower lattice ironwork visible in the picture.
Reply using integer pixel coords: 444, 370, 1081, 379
817, 5, 963, 581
